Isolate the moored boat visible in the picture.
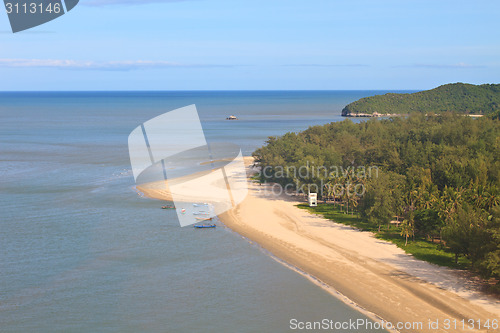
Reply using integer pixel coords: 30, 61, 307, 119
195, 217, 213, 221
194, 224, 216, 229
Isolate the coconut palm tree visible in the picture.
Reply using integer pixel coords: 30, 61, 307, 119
401, 211, 415, 246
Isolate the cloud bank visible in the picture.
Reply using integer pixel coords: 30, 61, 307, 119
0, 59, 232, 70
414, 62, 485, 69
283, 64, 369, 68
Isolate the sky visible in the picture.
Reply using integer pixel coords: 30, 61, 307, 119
0, 0, 499, 90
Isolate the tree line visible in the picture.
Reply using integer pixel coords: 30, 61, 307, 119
253, 113, 500, 283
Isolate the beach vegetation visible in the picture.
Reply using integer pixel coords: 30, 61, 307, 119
254, 112, 500, 287
297, 203, 471, 269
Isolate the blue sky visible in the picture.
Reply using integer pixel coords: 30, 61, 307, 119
0, 0, 499, 90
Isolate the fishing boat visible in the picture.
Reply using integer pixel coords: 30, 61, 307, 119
195, 216, 213, 221
194, 224, 216, 229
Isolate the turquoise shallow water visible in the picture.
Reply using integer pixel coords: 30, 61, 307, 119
0, 91, 409, 332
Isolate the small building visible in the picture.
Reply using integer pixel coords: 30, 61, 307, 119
308, 193, 317, 207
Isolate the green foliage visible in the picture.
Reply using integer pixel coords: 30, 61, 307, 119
341, 83, 500, 116
401, 211, 415, 246
362, 171, 404, 230
254, 112, 500, 284
298, 203, 375, 231
442, 204, 489, 264
476, 206, 500, 281
414, 209, 442, 239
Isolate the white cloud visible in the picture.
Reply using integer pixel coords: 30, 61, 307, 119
283, 64, 369, 68
414, 62, 485, 69
0, 58, 232, 70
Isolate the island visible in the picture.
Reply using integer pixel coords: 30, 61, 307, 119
341, 82, 500, 117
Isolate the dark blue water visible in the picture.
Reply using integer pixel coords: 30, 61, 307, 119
0, 91, 404, 332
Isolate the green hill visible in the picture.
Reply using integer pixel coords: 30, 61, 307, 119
341, 83, 500, 117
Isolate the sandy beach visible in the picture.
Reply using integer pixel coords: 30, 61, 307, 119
217, 158, 500, 332
137, 157, 500, 332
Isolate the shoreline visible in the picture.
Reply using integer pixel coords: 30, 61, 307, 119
231, 227, 401, 332
342, 113, 485, 118
218, 157, 500, 332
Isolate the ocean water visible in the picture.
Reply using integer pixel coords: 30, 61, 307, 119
0, 91, 407, 332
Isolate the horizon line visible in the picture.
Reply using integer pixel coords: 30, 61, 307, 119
0, 89, 422, 92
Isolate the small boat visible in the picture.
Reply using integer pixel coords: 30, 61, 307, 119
181, 208, 186, 214
193, 212, 210, 215
195, 216, 213, 221
194, 224, 216, 229
226, 115, 237, 120
161, 205, 175, 209
193, 203, 209, 207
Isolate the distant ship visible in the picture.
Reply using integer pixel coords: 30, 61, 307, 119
226, 115, 238, 120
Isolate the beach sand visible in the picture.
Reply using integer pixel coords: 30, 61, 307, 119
138, 157, 500, 332
217, 158, 500, 333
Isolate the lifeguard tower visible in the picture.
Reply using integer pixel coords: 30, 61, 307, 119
308, 192, 317, 207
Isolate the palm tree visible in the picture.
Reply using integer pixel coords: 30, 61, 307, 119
470, 184, 488, 210
484, 190, 499, 211
326, 176, 343, 211
416, 186, 438, 210
438, 186, 464, 222
348, 193, 359, 216
335, 175, 348, 213
401, 211, 415, 246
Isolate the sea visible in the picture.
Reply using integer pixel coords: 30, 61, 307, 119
0, 91, 411, 333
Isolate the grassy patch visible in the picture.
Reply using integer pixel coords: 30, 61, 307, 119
250, 173, 262, 183
297, 203, 471, 270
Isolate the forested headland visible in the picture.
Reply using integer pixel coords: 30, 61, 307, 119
253, 113, 500, 287
341, 83, 500, 117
